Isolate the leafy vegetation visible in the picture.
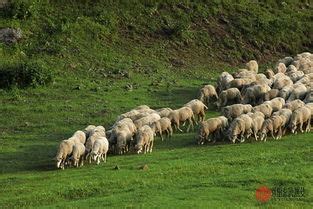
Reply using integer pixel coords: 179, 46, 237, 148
0, 0, 312, 208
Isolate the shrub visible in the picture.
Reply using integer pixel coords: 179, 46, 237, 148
0, 60, 53, 88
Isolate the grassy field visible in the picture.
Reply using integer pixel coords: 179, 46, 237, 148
0, 0, 313, 208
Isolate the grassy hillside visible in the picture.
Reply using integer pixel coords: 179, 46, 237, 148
0, 0, 312, 208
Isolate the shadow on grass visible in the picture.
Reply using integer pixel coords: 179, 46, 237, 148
151, 86, 200, 107
0, 144, 56, 174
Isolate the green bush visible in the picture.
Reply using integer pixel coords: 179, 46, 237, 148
2, 0, 39, 19
0, 60, 53, 88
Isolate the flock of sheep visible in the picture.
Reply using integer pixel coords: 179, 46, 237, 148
55, 52, 313, 170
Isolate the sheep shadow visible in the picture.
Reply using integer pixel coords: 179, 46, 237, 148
151, 86, 200, 108
0, 144, 56, 174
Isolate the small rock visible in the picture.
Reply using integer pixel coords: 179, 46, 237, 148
0, 28, 22, 44
140, 164, 149, 171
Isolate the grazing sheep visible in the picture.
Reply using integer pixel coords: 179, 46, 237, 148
288, 71, 304, 83
289, 106, 311, 134
71, 142, 86, 167
216, 72, 234, 93
278, 57, 294, 67
156, 108, 173, 118
85, 126, 107, 154
265, 69, 275, 79
253, 103, 273, 118
199, 84, 218, 105
275, 63, 287, 74
226, 78, 252, 91
279, 85, 293, 100
246, 60, 258, 73
117, 109, 140, 121
184, 99, 208, 122
243, 84, 270, 106
134, 113, 161, 129
251, 115, 265, 141
69, 130, 87, 145
264, 89, 280, 101
284, 99, 305, 111
259, 115, 284, 141
217, 88, 241, 108
227, 118, 246, 143
90, 137, 109, 164
83, 125, 96, 139
55, 139, 75, 169
221, 104, 252, 121
287, 83, 307, 102
304, 89, 313, 103
272, 108, 292, 134
135, 125, 154, 154
150, 117, 173, 141
263, 97, 285, 112
168, 107, 195, 132
273, 75, 293, 90
110, 120, 136, 154
197, 118, 223, 144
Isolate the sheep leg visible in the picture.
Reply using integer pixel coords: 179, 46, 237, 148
169, 126, 173, 138
300, 122, 304, 133
253, 130, 258, 141
149, 141, 153, 153
79, 157, 84, 167
177, 121, 183, 132
159, 130, 164, 141
271, 130, 275, 140
187, 118, 194, 132
96, 156, 100, 165
104, 153, 107, 163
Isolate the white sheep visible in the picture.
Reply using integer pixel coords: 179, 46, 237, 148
90, 137, 109, 164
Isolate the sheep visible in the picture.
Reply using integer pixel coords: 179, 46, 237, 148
279, 85, 293, 100
71, 142, 86, 167
305, 103, 313, 123
265, 69, 275, 79
69, 130, 87, 145
115, 128, 134, 154
133, 113, 161, 129
110, 120, 136, 154
150, 117, 173, 141
272, 75, 293, 90
264, 89, 280, 101
255, 74, 273, 86
289, 106, 311, 134
184, 99, 208, 122
242, 84, 270, 106
197, 117, 223, 144
246, 60, 258, 73
233, 69, 256, 80
263, 97, 285, 112
90, 137, 109, 164
85, 126, 107, 154
259, 115, 284, 141
55, 139, 75, 169
288, 71, 304, 83
278, 56, 294, 67
251, 115, 264, 141
217, 88, 241, 108
252, 103, 273, 118
284, 99, 305, 111
227, 118, 246, 143
221, 104, 252, 121
167, 107, 195, 132
135, 125, 154, 154
272, 108, 292, 135
216, 72, 234, 93
226, 78, 252, 91
274, 63, 287, 74
83, 125, 96, 139
304, 89, 313, 103
286, 83, 307, 102
117, 109, 140, 121
247, 111, 265, 119
199, 84, 218, 106
156, 107, 173, 118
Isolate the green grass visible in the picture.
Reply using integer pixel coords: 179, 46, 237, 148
0, 0, 313, 208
